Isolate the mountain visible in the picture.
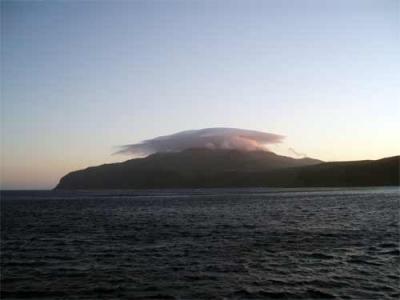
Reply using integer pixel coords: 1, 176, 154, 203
55, 149, 399, 189
55, 149, 320, 189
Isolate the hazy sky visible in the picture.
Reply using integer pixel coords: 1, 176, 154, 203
1, 0, 399, 189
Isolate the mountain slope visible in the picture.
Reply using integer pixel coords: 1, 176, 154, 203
231, 156, 399, 187
55, 150, 399, 189
55, 149, 321, 189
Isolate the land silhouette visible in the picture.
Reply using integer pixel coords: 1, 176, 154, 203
55, 149, 399, 189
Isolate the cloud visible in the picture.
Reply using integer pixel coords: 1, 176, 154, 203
288, 147, 307, 158
116, 128, 285, 157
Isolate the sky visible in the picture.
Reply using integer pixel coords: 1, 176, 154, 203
1, 0, 399, 189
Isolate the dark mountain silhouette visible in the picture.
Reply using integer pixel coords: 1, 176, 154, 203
55, 149, 399, 189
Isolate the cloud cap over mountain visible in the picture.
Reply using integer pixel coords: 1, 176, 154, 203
116, 128, 285, 157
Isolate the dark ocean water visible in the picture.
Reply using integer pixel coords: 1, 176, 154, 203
1, 188, 399, 299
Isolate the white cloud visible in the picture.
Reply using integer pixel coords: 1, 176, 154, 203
116, 127, 285, 157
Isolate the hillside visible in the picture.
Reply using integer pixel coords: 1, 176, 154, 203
55, 149, 320, 189
55, 149, 399, 189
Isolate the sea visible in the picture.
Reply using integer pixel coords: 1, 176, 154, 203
1, 188, 399, 299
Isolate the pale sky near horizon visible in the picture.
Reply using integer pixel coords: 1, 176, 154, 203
1, 0, 399, 189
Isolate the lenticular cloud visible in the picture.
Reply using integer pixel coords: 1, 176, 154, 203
116, 128, 284, 157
